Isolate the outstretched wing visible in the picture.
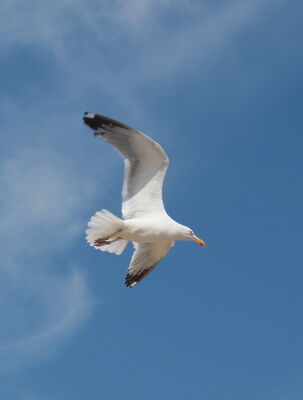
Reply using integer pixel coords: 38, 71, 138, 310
83, 113, 169, 219
125, 241, 174, 287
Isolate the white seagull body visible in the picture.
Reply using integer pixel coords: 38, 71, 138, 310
83, 113, 206, 287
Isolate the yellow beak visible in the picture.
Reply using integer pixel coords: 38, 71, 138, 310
193, 236, 206, 246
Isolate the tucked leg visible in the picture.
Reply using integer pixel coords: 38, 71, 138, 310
94, 238, 111, 246
94, 230, 122, 247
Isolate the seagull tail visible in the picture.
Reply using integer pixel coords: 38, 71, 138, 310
86, 209, 128, 255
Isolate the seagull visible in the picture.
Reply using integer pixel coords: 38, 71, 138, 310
83, 112, 206, 287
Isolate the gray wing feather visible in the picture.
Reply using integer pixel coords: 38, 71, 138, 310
83, 113, 169, 219
125, 241, 174, 287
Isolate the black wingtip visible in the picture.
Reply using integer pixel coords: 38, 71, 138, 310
125, 274, 137, 288
83, 112, 133, 132
125, 262, 160, 288
83, 112, 100, 131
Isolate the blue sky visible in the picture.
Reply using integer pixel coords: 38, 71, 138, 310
0, 0, 302, 398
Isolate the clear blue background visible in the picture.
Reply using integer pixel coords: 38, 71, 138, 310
0, 1, 302, 399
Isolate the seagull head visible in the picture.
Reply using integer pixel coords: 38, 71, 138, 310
180, 226, 206, 246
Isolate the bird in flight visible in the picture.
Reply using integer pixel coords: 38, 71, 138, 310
83, 113, 206, 287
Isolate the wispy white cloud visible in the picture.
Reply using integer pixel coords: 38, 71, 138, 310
0, 0, 276, 92
0, 0, 197, 46
131, 0, 272, 81
0, 269, 92, 374
0, 148, 91, 254
0, 141, 96, 373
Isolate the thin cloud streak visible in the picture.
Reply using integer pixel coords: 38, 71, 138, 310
0, 270, 92, 374
0, 142, 95, 373
0, 0, 277, 97
133, 0, 273, 81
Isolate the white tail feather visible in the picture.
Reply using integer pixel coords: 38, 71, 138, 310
86, 209, 128, 255
96, 239, 128, 255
